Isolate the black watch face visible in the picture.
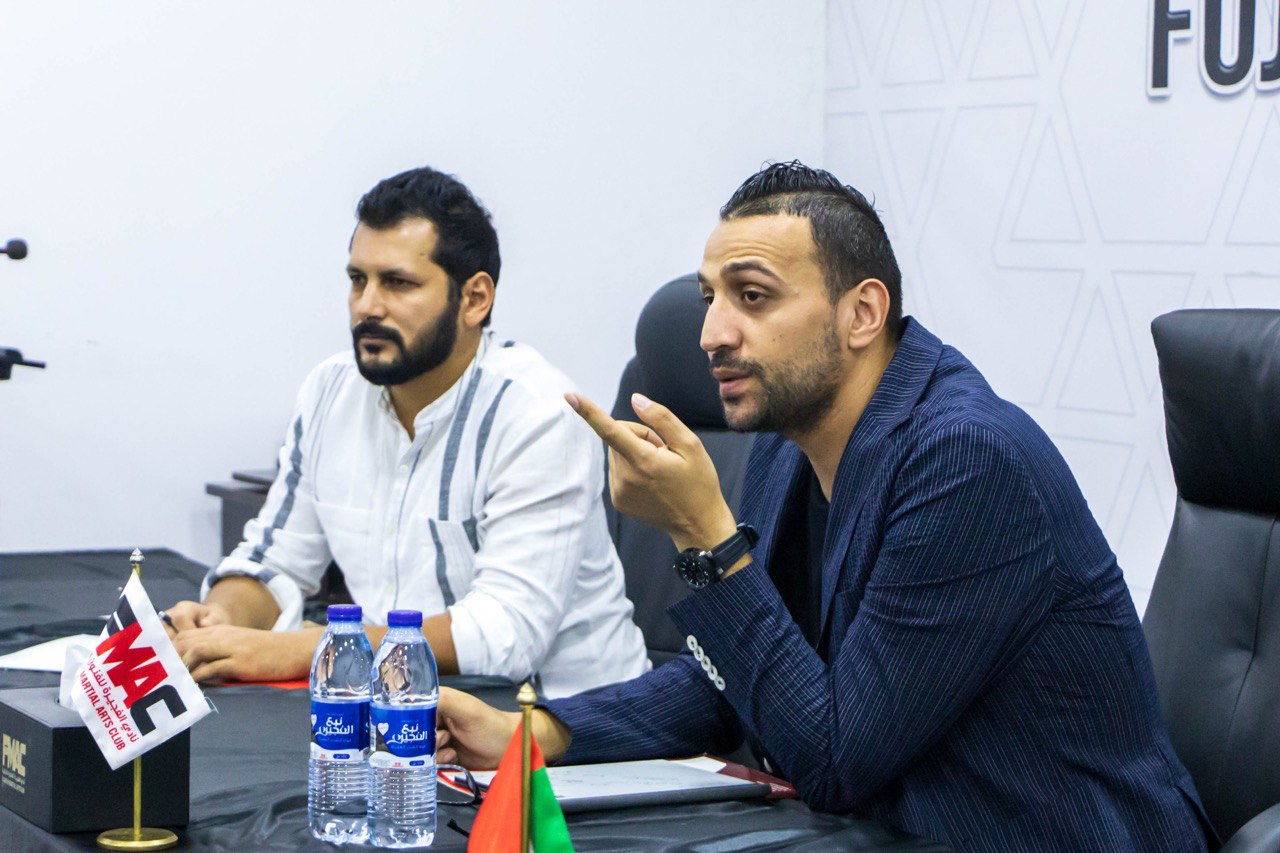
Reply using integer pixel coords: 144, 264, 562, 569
675, 550, 715, 589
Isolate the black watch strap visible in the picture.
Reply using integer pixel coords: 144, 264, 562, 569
707, 523, 759, 574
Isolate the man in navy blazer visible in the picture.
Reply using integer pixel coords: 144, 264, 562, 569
436, 162, 1211, 850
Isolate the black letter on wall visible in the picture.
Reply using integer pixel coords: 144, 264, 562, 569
1261, 2, 1280, 87
1203, 0, 1255, 90
1150, 0, 1192, 94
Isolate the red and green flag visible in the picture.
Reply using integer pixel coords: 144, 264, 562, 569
468, 722, 573, 852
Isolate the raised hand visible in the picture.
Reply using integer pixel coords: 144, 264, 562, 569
566, 391, 738, 552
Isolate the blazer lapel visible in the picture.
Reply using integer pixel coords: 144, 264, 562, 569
750, 441, 808, 576
816, 318, 945, 643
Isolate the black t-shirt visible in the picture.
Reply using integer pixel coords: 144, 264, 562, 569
769, 467, 830, 656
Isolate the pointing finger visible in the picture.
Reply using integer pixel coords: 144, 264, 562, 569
620, 420, 665, 449
565, 392, 651, 463
631, 394, 701, 456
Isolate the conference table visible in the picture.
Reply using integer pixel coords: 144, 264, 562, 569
0, 550, 946, 851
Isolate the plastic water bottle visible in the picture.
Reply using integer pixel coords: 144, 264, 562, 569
370, 609, 439, 848
309, 604, 374, 845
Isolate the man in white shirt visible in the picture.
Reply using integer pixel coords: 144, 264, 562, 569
165, 167, 649, 697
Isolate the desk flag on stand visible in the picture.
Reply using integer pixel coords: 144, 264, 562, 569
68, 554, 210, 770
467, 703, 573, 851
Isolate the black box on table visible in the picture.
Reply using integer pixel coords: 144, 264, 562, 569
0, 687, 189, 833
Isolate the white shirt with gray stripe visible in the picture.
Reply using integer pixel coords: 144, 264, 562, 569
203, 331, 650, 697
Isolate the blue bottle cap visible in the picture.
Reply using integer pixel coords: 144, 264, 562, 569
327, 604, 363, 622
387, 609, 423, 628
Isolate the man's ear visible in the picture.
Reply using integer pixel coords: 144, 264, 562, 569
459, 272, 496, 328
836, 278, 890, 352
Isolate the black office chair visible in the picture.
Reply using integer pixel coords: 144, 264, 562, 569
1145, 309, 1280, 851
606, 274, 755, 665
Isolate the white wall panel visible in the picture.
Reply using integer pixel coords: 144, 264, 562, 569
0, 1, 824, 563
825, 0, 1280, 615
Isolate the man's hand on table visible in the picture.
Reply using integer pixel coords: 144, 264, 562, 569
170, 624, 320, 683
436, 686, 572, 770
162, 599, 232, 634
566, 392, 744, 565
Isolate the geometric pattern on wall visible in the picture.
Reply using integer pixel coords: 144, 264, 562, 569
826, 0, 1280, 615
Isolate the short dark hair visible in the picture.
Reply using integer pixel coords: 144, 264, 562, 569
721, 160, 903, 337
357, 167, 501, 327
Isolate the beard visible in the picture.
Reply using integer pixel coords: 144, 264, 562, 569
351, 293, 460, 387
712, 321, 844, 435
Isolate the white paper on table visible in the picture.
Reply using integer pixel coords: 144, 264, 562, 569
469, 757, 758, 806
670, 756, 727, 773
0, 635, 97, 672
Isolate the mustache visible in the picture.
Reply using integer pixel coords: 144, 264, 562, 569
351, 319, 405, 348
708, 352, 762, 376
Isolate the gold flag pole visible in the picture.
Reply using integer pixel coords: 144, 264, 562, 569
517, 681, 537, 853
97, 549, 179, 851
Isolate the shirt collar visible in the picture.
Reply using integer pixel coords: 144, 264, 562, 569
375, 330, 494, 432
816, 316, 944, 564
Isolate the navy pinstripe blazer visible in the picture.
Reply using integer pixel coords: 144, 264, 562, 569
547, 319, 1210, 851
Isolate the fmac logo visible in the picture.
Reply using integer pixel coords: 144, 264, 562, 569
2, 734, 25, 778
97, 595, 189, 735
2, 732, 27, 794
1149, 0, 1280, 96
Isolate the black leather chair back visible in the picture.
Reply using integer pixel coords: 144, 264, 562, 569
607, 274, 754, 665
1145, 309, 1280, 841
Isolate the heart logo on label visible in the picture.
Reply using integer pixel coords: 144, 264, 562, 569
377, 722, 390, 735
310, 714, 317, 726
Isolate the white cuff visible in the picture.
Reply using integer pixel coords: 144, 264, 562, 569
448, 592, 530, 683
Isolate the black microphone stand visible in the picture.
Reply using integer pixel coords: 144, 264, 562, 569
0, 348, 44, 380
1, 237, 44, 381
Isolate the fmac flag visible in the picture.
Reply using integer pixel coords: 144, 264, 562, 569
69, 572, 210, 770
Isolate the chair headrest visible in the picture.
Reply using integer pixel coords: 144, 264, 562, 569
631, 274, 727, 430
1152, 308, 1280, 515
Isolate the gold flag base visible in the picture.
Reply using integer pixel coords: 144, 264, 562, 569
95, 827, 179, 850
97, 556, 180, 851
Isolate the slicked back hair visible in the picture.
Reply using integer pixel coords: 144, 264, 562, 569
357, 167, 501, 327
721, 160, 903, 337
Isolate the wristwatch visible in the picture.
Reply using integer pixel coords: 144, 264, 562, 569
674, 523, 760, 590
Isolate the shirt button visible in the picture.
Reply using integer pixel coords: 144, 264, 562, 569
399, 463, 409, 474
385, 524, 396, 536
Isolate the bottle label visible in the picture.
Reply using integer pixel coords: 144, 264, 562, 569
370, 704, 437, 768
311, 699, 369, 762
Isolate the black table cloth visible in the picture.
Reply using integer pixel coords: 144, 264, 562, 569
0, 550, 944, 851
